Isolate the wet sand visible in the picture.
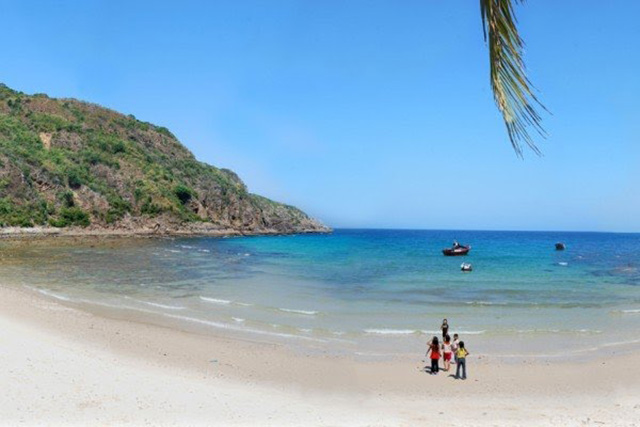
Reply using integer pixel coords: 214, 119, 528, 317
1, 285, 639, 425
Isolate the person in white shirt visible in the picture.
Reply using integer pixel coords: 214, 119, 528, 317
441, 334, 453, 371
451, 333, 460, 364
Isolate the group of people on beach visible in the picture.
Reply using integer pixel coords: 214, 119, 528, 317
425, 318, 469, 380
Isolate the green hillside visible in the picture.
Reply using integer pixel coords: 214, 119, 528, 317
0, 84, 327, 234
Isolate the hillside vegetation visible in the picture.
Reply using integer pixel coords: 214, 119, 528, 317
0, 84, 327, 235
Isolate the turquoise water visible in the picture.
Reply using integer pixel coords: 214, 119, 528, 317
3, 229, 640, 358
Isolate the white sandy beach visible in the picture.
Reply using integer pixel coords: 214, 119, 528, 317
1, 285, 639, 426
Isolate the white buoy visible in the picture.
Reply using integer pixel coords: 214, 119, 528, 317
461, 262, 473, 272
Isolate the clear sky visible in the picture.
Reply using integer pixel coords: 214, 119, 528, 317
2, 1, 639, 232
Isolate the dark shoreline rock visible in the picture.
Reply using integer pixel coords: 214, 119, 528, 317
0, 223, 332, 241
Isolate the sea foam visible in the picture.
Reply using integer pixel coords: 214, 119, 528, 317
364, 328, 485, 336
162, 313, 326, 342
28, 287, 72, 302
364, 329, 417, 335
124, 296, 186, 310
277, 308, 319, 316
421, 329, 486, 335
200, 296, 232, 305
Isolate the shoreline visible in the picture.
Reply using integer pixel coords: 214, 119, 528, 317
1, 233, 638, 365
0, 225, 332, 240
15, 281, 640, 364
2, 284, 639, 425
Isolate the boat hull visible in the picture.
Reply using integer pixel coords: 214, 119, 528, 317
442, 246, 470, 256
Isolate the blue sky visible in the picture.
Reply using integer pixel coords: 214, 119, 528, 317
2, 1, 639, 231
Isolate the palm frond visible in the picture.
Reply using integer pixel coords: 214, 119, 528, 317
480, 0, 547, 157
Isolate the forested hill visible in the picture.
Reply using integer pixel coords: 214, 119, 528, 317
0, 84, 328, 235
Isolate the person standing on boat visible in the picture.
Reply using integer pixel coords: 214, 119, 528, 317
453, 240, 461, 249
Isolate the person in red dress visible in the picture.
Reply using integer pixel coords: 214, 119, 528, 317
426, 336, 440, 375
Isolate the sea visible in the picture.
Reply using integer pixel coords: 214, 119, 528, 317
2, 229, 640, 360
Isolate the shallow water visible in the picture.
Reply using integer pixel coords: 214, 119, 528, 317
2, 229, 639, 359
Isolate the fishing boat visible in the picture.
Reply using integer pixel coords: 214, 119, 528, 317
555, 242, 566, 251
442, 245, 471, 256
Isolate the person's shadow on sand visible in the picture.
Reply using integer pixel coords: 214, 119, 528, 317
419, 365, 441, 374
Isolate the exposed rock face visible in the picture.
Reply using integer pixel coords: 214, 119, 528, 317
0, 84, 329, 235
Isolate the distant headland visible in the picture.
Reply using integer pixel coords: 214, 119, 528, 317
0, 84, 329, 237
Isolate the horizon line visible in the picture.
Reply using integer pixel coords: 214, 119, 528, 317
324, 227, 640, 235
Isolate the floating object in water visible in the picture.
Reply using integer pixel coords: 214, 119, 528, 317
461, 262, 473, 272
443, 245, 471, 256
555, 242, 566, 251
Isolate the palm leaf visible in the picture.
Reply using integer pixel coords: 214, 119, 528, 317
480, 0, 547, 156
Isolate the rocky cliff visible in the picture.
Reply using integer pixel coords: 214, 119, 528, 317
0, 84, 329, 235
